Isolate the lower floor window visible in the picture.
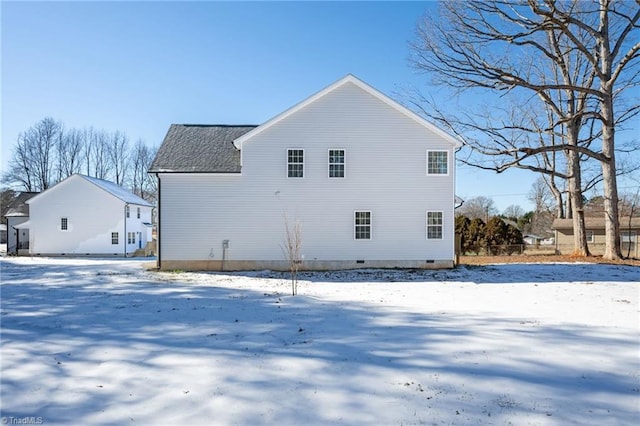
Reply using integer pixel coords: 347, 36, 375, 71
128, 232, 136, 244
111, 232, 119, 245
355, 211, 371, 240
427, 212, 443, 239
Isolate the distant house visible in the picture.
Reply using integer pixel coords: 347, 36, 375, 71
552, 217, 640, 257
0, 224, 6, 244
150, 74, 461, 271
18, 174, 154, 257
4, 192, 39, 255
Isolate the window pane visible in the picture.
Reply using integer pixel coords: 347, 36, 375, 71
61, 217, 68, 230
427, 212, 443, 239
329, 150, 345, 178
428, 151, 448, 174
288, 149, 304, 178
355, 211, 371, 239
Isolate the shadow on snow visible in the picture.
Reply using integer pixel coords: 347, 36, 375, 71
1, 258, 638, 425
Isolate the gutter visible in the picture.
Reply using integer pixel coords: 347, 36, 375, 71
124, 203, 128, 258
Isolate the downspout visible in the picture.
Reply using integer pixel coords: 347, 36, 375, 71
156, 173, 161, 270
124, 203, 128, 258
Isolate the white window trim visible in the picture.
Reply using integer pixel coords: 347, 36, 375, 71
426, 211, 444, 240
287, 148, 305, 179
426, 150, 449, 176
328, 148, 346, 179
586, 230, 594, 243
354, 210, 372, 240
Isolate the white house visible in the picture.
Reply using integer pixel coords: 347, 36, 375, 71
4, 192, 39, 255
20, 174, 154, 256
150, 74, 461, 271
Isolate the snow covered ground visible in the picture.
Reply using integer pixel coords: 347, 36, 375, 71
1, 257, 638, 425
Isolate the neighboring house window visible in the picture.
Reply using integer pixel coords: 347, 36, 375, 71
427, 212, 443, 239
329, 149, 345, 178
137, 207, 141, 219
126, 205, 130, 218
60, 217, 68, 231
354, 211, 371, 240
128, 232, 135, 245
621, 231, 637, 243
287, 149, 304, 178
427, 151, 448, 175
112, 232, 119, 245
586, 230, 594, 243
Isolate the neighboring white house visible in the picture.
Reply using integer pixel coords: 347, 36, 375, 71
150, 74, 461, 271
20, 174, 154, 256
4, 192, 39, 255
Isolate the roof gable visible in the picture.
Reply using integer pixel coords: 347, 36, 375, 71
149, 124, 257, 173
27, 174, 153, 207
233, 74, 462, 150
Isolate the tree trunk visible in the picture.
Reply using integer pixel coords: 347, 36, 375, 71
600, 94, 622, 259
598, 1, 622, 260
567, 127, 589, 256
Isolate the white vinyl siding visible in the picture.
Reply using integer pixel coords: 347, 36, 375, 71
329, 149, 345, 178
287, 149, 304, 178
427, 150, 448, 175
159, 81, 455, 263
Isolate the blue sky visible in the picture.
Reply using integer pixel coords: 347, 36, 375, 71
2, 0, 548, 212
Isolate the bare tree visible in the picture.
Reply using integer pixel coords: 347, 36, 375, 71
108, 130, 130, 186
2, 117, 61, 191
281, 214, 302, 296
411, 0, 639, 259
456, 196, 498, 221
131, 139, 158, 202
56, 126, 84, 180
87, 128, 110, 180
503, 204, 525, 220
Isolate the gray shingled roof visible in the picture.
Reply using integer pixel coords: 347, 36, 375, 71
149, 124, 257, 173
4, 192, 39, 217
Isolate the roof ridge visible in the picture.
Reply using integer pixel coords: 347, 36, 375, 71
177, 124, 258, 128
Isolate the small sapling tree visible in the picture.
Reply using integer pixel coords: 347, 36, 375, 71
281, 214, 302, 296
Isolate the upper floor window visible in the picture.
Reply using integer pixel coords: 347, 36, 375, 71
287, 149, 304, 178
137, 207, 141, 219
427, 211, 443, 239
126, 205, 130, 218
60, 217, 68, 231
355, 211, 371, 240
427, 151, 448, 175
329, 149, 345, 178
